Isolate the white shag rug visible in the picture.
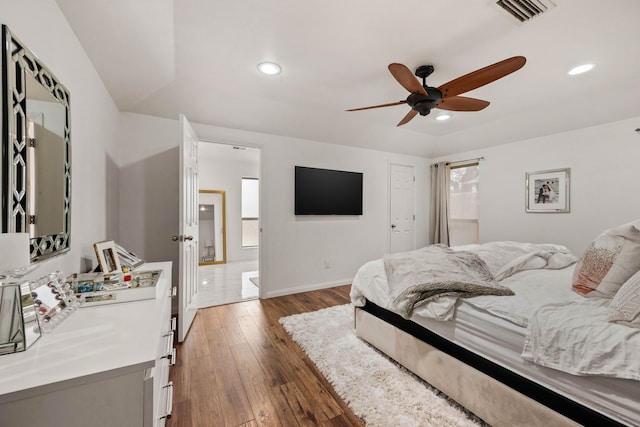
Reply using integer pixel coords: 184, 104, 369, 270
279, 304, 487, 427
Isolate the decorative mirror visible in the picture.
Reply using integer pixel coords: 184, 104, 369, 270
198, 190, 226, 265
1, 25, 71, 262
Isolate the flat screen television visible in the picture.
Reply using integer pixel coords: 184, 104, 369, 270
295, 166, 363, 215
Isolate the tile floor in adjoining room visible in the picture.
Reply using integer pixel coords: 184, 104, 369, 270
197, 259, 259, 308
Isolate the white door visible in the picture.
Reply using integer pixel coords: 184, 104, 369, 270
389, 164, 415, 253
177, 114, 199, 342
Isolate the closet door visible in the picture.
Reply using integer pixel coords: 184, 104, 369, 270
389, 163, 415, 253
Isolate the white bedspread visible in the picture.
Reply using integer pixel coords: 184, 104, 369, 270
350, 242, 640, 381
464, 241, 577, 281
351, 241, 577, 323
522, 299, 640, 381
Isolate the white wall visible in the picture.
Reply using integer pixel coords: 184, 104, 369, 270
1, 0, 121, 277
435, 116, 640, 255
118, 113, 430, 297
256, 134, 430, 297
117, 114, 178, 284
199, 143, 259, 262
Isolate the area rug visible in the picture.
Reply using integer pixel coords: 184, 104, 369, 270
279, 304, 487, 427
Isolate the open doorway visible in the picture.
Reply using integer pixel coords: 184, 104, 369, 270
196, 142, 260, 308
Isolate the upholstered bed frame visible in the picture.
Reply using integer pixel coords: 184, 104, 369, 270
354, 303, 626, 427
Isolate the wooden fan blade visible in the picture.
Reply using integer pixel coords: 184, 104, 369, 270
397, 109, 418, 126
438, 56, 526, 98
389, 63, 427, 95
346, 101, 406, 112
437, 96, 490, 111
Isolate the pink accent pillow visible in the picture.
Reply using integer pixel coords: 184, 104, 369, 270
572, 220, 640, 298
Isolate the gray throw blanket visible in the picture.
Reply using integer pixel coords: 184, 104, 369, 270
384, 245, 514, 318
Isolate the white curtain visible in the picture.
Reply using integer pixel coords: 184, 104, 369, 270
430, 162, 450, 245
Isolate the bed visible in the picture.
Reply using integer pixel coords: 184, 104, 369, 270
350, 237, 640, 427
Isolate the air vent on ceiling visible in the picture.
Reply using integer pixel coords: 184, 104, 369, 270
496, 0, 556, 22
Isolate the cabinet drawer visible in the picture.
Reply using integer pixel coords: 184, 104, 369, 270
146, 359, 173, 426
151, 316, 175, 426
157, 316, 176, 359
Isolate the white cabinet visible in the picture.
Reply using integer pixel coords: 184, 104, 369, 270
0, 262, 175, 427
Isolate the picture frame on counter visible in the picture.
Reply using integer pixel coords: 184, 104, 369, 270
115, 243, 145, 270
93, 240, 121, 273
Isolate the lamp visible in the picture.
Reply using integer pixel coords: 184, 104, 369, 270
0, 233, 32, 277
0, 233, 40, 354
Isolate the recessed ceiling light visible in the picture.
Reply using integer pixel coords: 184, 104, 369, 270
568, 64, 595, 76
435, 114, 451, 121
257, 62, 282, 75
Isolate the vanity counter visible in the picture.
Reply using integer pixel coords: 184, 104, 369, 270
0, 262, 174, 427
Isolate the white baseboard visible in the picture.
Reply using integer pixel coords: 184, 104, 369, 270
263, 278, 351, 298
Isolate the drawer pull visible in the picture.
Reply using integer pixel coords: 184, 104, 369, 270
160, 381, 173, 419
162, 331, 174, 358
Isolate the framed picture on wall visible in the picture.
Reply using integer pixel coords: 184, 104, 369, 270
93, 240, 122, 273
525, 168, 570, 213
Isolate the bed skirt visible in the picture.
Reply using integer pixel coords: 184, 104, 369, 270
354, 303, 626, 427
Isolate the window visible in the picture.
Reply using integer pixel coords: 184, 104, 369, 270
241, 177, 259, 247
448, 163, 479, 246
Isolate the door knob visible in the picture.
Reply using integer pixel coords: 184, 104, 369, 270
391, 224, 397, 229
185, 235, 194, 241
172, 235, 179, 241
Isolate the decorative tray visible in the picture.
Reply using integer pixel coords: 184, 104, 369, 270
71, 270, 163, 306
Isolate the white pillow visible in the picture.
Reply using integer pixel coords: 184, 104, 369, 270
608, 269, 640, 328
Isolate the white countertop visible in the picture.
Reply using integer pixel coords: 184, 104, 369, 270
0, 262, 172, 404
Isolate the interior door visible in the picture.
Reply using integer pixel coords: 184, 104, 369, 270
177, 114, 199, 342
389, 164, 415, 253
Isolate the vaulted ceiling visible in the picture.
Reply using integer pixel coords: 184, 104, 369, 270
56, 0, 640, 157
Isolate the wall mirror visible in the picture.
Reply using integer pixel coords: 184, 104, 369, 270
1, 25, 71, 262
198, 190, 226, 265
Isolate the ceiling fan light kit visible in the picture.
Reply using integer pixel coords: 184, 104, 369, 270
347, 56, 526, 127
257, 61, 282, 75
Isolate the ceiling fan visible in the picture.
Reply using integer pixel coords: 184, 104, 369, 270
346, 56, 526, 126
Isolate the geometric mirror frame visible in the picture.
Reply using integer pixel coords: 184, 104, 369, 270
1, 25, 71, 262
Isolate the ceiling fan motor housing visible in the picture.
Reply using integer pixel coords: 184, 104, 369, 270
407, 88, 442, 116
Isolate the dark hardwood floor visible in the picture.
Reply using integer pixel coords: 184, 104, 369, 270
166, 285, 365, 427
